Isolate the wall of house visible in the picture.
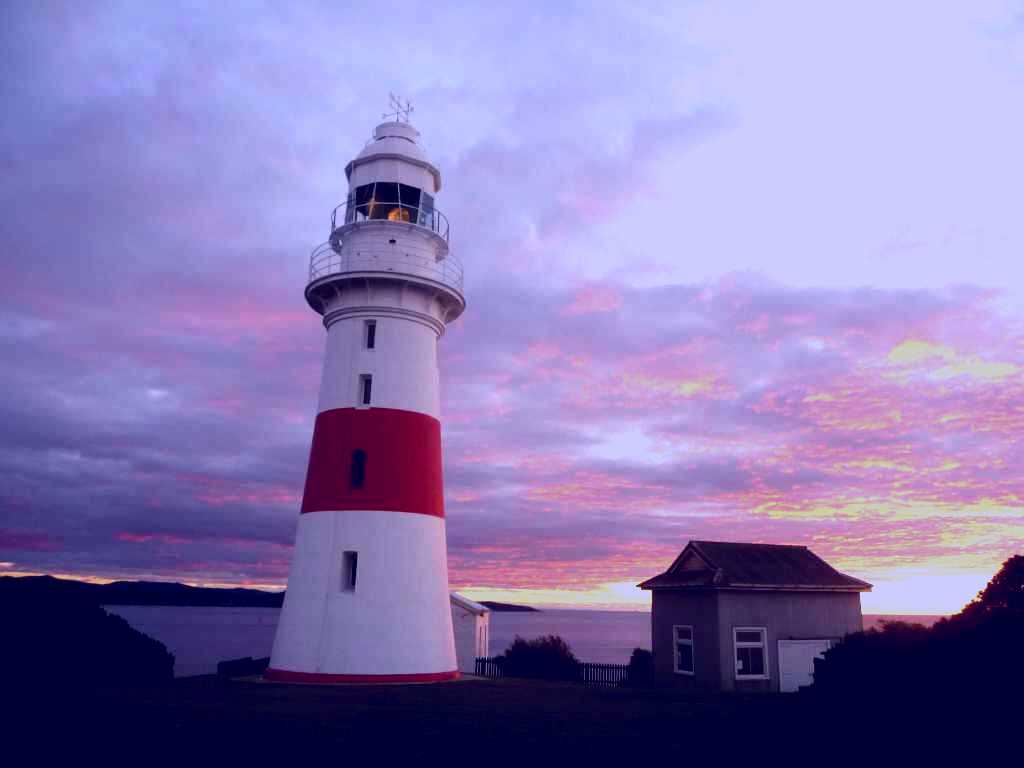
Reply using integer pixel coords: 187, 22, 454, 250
714, 590, 863, 692
651, 590, 721, 689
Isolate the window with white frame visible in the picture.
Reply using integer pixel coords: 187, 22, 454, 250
734, 627, 769, 679
673, 625, 694, 675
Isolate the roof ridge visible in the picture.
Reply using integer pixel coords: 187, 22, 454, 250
642, 539, 873, 592
691, 539, 810, 549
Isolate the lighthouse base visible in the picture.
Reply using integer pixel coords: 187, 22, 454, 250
269, 509, 458, 679
264, 668, 459, 685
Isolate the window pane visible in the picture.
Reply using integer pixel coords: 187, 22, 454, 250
676, 626, 693, 641
374, 181, 398, 203
737, 647, 766, 677
677, 643, 694, 673
418, 192, 434, 228
736, 630, 763, 644
354, 183, 375, 219
371, 182, 399, 220
399, 184, 421, 206
747, 647, 765, 676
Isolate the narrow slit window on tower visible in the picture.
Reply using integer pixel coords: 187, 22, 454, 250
350, 449, 366, 489
360, 374, 372, 405
365, 320, 376, 349
341, 551, 358, 592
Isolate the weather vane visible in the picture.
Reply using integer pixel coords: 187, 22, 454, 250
383, 92, 414, 123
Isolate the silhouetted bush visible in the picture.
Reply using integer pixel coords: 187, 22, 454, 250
499, 635, 581, 681
626, 648, 654, 686
809, 555, 1024, 702
1, 576, 174, 687
217, 656, 270, 678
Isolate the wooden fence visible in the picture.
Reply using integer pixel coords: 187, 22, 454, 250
474, 656, 506, 679
579, 662, 630, 688
474, 657, 630, 688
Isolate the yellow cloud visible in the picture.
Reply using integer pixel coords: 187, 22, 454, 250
803, 392, 836, 403
625, 374, 714, 398
932, 360, 1019, 382
886, 339, 1019, 382
887, 340, 956, 365
838, 459, 914, 472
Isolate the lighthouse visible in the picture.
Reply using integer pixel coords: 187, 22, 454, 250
266, 103, 464, 683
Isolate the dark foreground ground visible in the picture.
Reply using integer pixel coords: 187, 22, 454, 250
13, 674, 1000, 763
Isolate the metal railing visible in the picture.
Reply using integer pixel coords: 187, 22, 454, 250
308, 241, 464, 293
473, 657, 633, 688
330, 196, 450, 242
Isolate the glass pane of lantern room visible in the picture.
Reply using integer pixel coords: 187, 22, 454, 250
354, 183, 375, 220
399, 184, 421, 223
418, 191, 434, 228
372, 182, 399, 219
399, 184, 421, 205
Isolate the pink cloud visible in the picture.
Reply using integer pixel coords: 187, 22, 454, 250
562, 284, 623, 316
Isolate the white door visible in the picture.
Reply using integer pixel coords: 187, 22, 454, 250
777, 639, 834, 693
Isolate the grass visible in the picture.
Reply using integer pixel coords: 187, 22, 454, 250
16, 672, 988, 762
19, 674, 817, 760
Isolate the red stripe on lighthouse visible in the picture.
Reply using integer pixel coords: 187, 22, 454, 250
300, 407, 445, 517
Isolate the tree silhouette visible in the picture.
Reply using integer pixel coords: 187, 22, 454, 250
499, 635, 580, 681
954, 555, 1024, 620
810, 554, 1024, 703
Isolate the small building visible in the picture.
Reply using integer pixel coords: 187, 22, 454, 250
450, 592, 490, 674
638, 540, 871, 692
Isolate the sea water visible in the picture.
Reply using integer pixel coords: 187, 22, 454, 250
105, 605, 938, 677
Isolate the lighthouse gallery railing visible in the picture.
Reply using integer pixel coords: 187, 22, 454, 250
308, 242, 464, 293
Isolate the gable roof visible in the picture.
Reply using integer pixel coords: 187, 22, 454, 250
638, 540, 872, 592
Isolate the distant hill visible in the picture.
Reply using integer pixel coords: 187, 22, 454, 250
2, 576, 175, 687
0, 575, 284, 607
863, 614, 944, 630
480, 601, 539, 612
0, 576, 543, 612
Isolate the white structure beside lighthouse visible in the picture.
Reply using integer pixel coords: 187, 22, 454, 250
267, 110, 465, 683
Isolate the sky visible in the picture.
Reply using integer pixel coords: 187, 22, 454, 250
2, 1, 1022, 614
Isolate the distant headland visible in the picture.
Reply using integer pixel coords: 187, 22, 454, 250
1, 575, 284, 607
0, 575, 540, 612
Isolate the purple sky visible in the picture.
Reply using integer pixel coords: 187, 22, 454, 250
2, 2, 1023, 613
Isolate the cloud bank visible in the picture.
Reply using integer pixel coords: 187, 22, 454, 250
2, 1, 1023, 612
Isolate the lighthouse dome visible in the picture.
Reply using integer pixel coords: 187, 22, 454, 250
345, 120, 442, 192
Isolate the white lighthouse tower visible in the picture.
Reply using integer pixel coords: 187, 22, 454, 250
267, 102, 465, 683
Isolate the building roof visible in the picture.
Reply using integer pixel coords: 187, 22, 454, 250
637, 540, 872, 593
450, 592, 490, 615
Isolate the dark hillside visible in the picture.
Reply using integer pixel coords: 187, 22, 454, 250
0, 574, 284, 607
